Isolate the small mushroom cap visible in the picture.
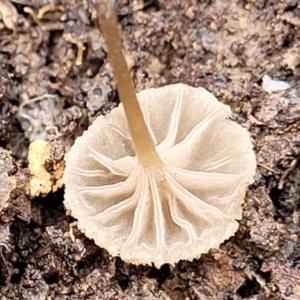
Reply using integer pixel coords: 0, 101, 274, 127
63, 83, 256, 267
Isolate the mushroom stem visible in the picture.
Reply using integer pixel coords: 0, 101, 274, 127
95, 2, 162, 168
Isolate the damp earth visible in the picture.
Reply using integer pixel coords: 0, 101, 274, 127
1, 0, 300, 299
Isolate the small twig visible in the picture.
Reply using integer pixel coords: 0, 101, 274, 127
257, 162, 280, 175
24, 6, 64, 31
24, 7, 42, 26
278, 158, 298, 190
63, 33, 86, 66
37, 4, 64, 19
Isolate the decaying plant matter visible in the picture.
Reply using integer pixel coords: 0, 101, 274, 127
0, 148, 16, 210
63, 1, 256, 267
28, 139, 65, 198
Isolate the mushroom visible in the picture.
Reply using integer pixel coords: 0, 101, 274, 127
63, 2, 256, 267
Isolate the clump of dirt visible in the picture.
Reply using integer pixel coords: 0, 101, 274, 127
1, 0, 300, 299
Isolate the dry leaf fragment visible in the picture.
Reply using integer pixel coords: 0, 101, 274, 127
28, 140, 64, 198
0, 148, 16, 210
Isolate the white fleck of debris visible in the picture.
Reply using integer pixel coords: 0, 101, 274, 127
262, 75, 290, 94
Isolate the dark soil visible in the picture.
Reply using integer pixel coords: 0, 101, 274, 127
1, 0, 300, 299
